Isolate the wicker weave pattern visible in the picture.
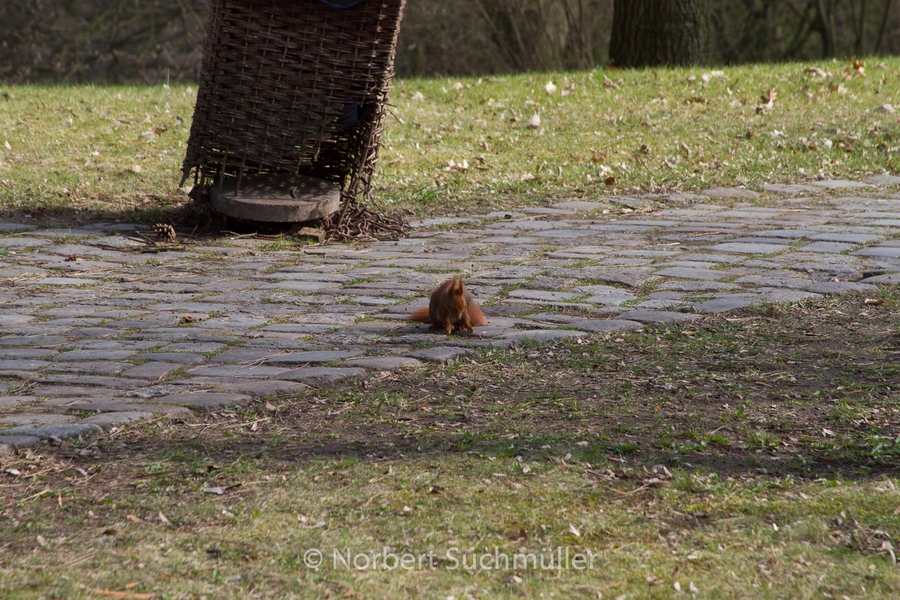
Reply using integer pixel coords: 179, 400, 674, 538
182, 0, 405, 204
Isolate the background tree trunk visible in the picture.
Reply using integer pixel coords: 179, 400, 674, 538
609, 0, 710, 67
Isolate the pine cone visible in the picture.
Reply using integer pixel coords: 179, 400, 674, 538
152, 223, 176, 242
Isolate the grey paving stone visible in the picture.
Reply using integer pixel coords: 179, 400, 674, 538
0, 314, 35, 325
654, 267, 733, 281
0, 414, 77, 426
710, 242, 788, 254
0, 396, 37, 411
0, 423, 102, 441
0, 348, 57, 359
734, 274, 811, 289
130, 352, 206, 365
762, 183, 822, 194
212, 380, 310, 397
188, 365, 289, 378
0, 435, 42, 454
275, 367, 367, 384
554, 201, 605, 211
756, 288, 822, 303
55, 349, 139, 361
613, 310, 702, 324
507, 290, 581, 302
852, 246, 900, 258
689, 294, 759, 314
155, 392, 252, 409
748, 229, 817, 239
210, 348, 280, 364
807, 232, 882, 244
343, 356, 422, 370
79, 411, 155, 429
701, 187, 761, 198
44, 362, 131, 376
44, 398, 192, 417
728, 237, 795, 245
404, 347, 474, 362
658, 280, 736, 292
500, 329, 586, 343
0, 335, 68, 347
35, 375, 150, 389
0, 237, 50, 249
804, 281, 876, 295
265, 350, 364, 365
864, 174, 900, 185
23, 277, 97, 286
0, 360, 49, 371
811, 179, 871, 189
568, 319, 644, 333
120, 362, 183, 380
859, 273, 900, 284
796, 242, 855, 253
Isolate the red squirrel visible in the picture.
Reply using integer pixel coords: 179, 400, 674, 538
410, 279, 487, 334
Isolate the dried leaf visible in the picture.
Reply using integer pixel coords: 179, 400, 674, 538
603, 76, 620, 90
864, 297, 885, 306
544, 81, 557, 94
203, 487, 226, 495
569, 524, 581, 537
528, 113, 541, 128
89, 589, 157, 600
411, 91, 425, 101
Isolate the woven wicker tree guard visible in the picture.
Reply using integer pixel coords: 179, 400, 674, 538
181, 0, 406, 236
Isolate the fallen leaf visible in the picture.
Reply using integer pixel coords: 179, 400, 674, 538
89, 588, 157, 600
544, 81, 557, 94
202, 487, 226, 495
603, 76, 620, 90
569, 524, 581, 537
604, 176, 616, 186
126, 514, 145, 524
158, 512, 171, 525
864, 297, 885, 306
853, 60, 866, 76
411, 91, 425, 101
528, 113, 541, 128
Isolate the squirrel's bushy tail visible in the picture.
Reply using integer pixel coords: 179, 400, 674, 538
409, 306, 431, 322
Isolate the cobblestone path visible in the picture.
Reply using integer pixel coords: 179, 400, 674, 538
2, 179, 900, 453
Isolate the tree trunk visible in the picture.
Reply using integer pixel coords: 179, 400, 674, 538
609, 0, 709, 68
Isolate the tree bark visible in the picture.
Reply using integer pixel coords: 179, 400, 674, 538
609, 0, 709, 68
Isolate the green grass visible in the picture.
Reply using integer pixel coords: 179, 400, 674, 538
2, 59, 900, 222
3, 293, 900, 598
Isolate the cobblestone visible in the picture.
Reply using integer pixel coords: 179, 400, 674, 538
2, 181, 900, 445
